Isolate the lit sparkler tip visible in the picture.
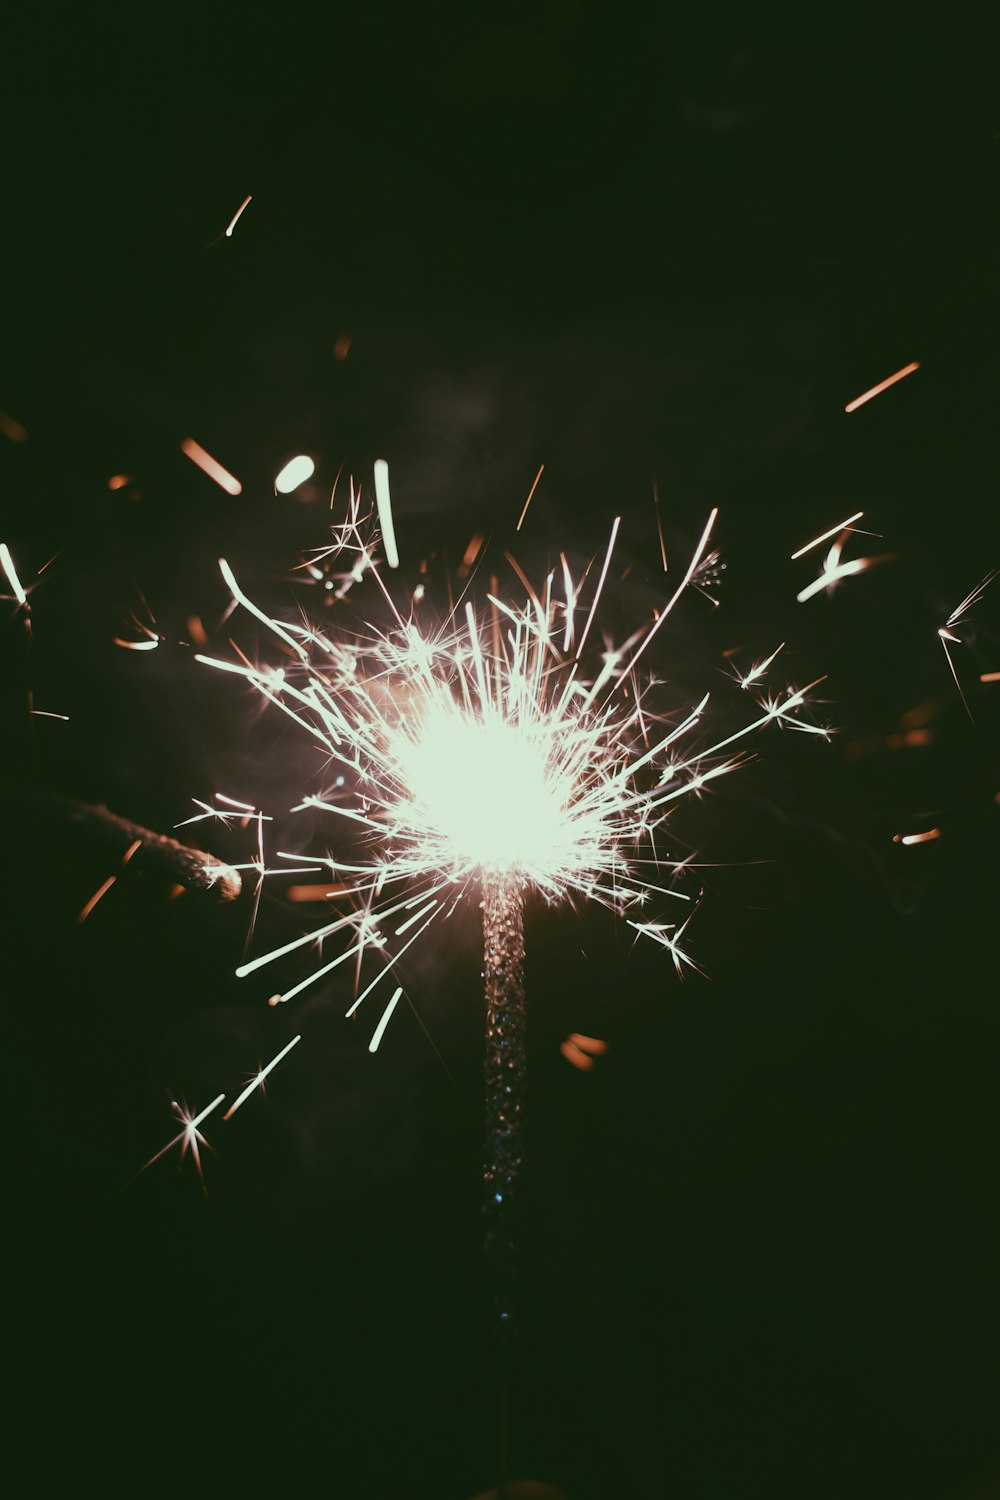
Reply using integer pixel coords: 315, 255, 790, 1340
373, 459, 399, 568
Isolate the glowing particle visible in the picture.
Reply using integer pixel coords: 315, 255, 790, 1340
981, 671, 1000, 683
892, 828, 941, 846
275, 455, 315, 494
0, 411, 27, 442
181, 438, 242, 496
845, 361, 920, 413
373, 459, 399, 568
333, 334, 352, 360
108, 473, 131, 491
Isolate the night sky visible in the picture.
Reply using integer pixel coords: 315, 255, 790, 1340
4, 17, 999, 1499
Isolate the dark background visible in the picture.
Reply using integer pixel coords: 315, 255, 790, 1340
3, 14, 999, 1498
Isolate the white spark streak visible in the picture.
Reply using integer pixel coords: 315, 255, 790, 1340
0, 542, 28, 606
791, 513, 864, 561
373, 459, 399, 568
368, 987, 403, 1052
223, 1035, 301, 1118
181, 438, 242, 496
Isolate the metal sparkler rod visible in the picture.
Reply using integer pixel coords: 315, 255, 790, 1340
481, 871, 527, 1338
8, 788, 242, 901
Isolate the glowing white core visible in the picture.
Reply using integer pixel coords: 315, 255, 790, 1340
394, 706, 566, 874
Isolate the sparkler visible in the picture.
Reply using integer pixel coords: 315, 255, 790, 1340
194, 479, 828, 1328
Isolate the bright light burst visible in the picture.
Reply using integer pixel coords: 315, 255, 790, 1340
196, 485, 829, 1030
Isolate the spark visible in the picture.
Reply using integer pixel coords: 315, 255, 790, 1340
108, 473, 131, 491
206, 501, 825, 1036
224, 193, 253, 237
458, 534, 485, 580
368, 987, 403, 1052
980, 671, 1000, 683
791, 511, 865, 561
31, 709, 69, 720
939, 569, 999, 719
892, 828, 941, 846
737, 642, 785, 690
113, 636, 159, 650
77, 874, 118, 923
0, 542, 28, 606
373, 459, 399, 568
275, 455, 315, 494
516, 464, 545, 532
181, 438, 243, 496
796, 537, 894, 604
844, 360, 920, 413
223, 1035, 302, 1119
138, 1093, 226, 1191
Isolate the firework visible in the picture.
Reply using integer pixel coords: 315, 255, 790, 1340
191, 477, 827, 1325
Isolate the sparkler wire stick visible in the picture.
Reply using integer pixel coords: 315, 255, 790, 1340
481, 872, 526, 1335
10, 789, 242, 900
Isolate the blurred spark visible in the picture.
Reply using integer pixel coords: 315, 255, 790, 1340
560, 1032, 609, 1071
0, 411, 28, 443
893, 828, 941, 846
275, 455, 315, 494
458, 534, 485, 580
980, 671, 1000, 683
181, 438, 243, 496
845, 361, 920, 413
